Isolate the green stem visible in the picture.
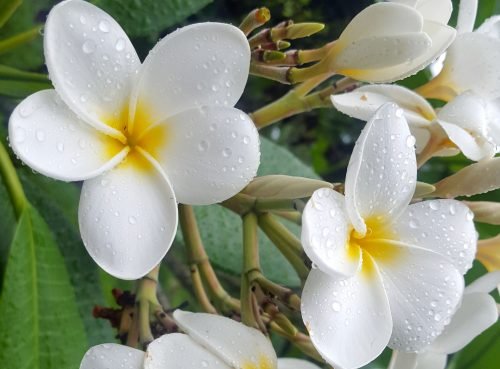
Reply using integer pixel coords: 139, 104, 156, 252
0, 140, 27, 218
241, 212, 260, 327
179, 204, 239, 313
0, 0, 22, 29
0, 26, 41, 55
258, 213, 309, 281
135, 266, 160, 346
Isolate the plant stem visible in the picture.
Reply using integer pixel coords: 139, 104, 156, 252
0, 26, 42, 55
241, 212, 260, 327
258, 213, 309, 281
135, 266, 160, 347
0, 141, 27, 218
179, 204, 239, 313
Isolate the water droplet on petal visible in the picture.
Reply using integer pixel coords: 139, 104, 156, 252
332, 301, 342, 312
98, 20, 110, 32
198, 140, 209, 152
115, 38, 125, 51
222, 148, 232, 158
35, 130, 45, 142
128, 216, 137, 225
57, 142, 65, 152
406, 135, 416, 148
82, 40, 96, 54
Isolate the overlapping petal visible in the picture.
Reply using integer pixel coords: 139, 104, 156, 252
477, 15, 500, 38
456, 0, 478, 34
373, 243, 464, 351
277, 358, 322, 369
345, 103, 417, 235
140, 106, 260, 205
44, 0, 139, 138
79, 154, 177, 280
301, 188, 361, 279
301, 258, 392, 369
390, 200, 477, 274
144, 333, 231, 369
173, 310, 277, 369
129, 23, 250, 133
331, 84, 435, 127
9, 90, 128, 181
79, 343, 144, 369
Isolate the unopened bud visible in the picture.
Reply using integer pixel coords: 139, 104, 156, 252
413, 181, 436, 199
239, 7, 271, 36
243, 175, 333, 199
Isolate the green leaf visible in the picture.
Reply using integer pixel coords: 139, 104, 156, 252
187, 137, 319, 287
91, 0, 213, 39
0, 64, 51, 98
18, 169, 114, 345
0, 205, 87, 368
0, 0, 54, 70
0, 166, 16, 281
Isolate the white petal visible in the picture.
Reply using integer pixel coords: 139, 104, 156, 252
416, 0, 453, 24
441, 33, 500, 98
345, 103, 417, 236
430, 292, 498, 354
301, 259, 392, 369
334, 33, 431, 70
130, 23, 250, 131
79, 153, 178, 280
465, 271, 500, 294
414, 352, 447, 369
80, 343, 144, 369
390, 199, 477, 274
44, 0, 139, 138
437, 92, 488, 136
457, 0, 478, 34
477, 15, 500, 38
388, 351, 417, 369
277, 358, 322, 369
9, 90, 127, 181
173, 310, 277, 369
335, 21, 455, 83
144, 333, 231, 369
140, 107, 260, 205
438, 120, 495, 161
331, 84, 436, 127
302, 188, 361, 279
339, 3, 423, 44
373, 244, 464, 351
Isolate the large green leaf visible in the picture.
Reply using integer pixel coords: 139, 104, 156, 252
0, 205, 87, 368
91, 0, 213, 39
19, 169, 114, 345
188, 137, 319, 287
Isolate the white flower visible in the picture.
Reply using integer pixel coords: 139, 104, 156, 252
388, 271, 500, 369
419, 0, 500, 100
325, 0, 455, 83
8, 0, 260, 279
331, 85, 500, 161
300, 103, 477, 369
79, 310, 278, 369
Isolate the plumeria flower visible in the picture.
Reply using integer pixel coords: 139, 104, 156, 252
331, 84, 500, 161
417, 0, 500, 101
300, 103, 477, 369
80, 310, 278, 369
323, 0, 455, 83
8, 0, 260, 279
388, 271, 500, 369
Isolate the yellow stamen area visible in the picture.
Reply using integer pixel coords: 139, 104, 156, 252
347, 217, 402, 278
242, 355, 275, 369
100, 100, 168, 172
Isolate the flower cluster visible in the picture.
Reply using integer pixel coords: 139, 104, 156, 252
4, 1, 499, 369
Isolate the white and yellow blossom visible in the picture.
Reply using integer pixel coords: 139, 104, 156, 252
8, 0, 260, 279
300, 103, 477, 369
324, 0, 455, 83
80, 310, 277, 369
331, 85, 500, 161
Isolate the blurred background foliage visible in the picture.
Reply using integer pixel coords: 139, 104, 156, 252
0, 0, 499, 368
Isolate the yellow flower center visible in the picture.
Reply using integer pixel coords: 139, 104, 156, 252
242, 355, 275, 369
102, 101, 168, 171
347, 216, 402, 278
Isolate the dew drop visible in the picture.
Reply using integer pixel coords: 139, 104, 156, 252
79, 15, 87, 24
57, 142, 65, 152
406, 135, 416, 147
409, 219, 419, 229
201, 361, 209, 368
98, 20, 110, 33
115, 38, 125, 51
429, 200, 441, 211
332, 301, 342, 312
198, 140, 209, 152
222, 147, 232, 158
35, 130, 45, 142
128, 216, 137, 225
466, 210, 474, 221
242, 136, 250, 144
82, 40, 96, 54
434, 313, 442, 322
